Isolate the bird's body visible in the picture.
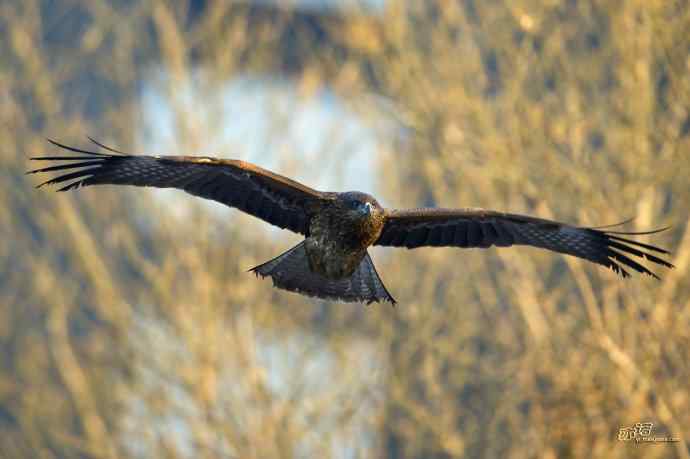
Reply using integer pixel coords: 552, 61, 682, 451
28, 138, 674, 305
305, 192, 385, 279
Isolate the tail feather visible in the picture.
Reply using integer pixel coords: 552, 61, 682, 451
250, 242, 395, 305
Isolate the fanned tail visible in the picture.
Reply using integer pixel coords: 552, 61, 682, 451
250, 242, 395, 305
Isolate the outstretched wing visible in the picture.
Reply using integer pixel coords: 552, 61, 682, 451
375, 208, 674, 279
27, 139, 325, 234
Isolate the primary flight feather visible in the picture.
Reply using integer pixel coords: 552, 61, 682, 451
28, 138, 674, 304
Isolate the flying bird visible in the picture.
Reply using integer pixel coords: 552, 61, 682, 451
28, 138, 674, 305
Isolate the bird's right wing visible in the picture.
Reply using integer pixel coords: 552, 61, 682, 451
28, 139, 326, 235
375, 207, 674, 279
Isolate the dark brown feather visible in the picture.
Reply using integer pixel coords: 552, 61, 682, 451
28, 139, 325, 234
250, 241, 395, 304
376, 208, 673, 279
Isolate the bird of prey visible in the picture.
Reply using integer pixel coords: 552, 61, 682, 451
28, 138, 674, 305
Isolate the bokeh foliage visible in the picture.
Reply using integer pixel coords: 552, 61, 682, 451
1, 0, 690, 458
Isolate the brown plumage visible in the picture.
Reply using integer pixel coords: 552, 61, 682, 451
28, 138, 674, 304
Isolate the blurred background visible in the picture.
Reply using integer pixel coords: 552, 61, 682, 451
2, 0, 690, 457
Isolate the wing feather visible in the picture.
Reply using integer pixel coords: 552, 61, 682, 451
28, 139, 325, 234
375, 208, 673, 279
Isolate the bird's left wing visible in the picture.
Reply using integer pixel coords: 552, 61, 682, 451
375, 208, 673, 278
28, 139, 325, 235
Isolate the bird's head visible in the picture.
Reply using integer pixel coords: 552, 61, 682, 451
342, 192, 382, 218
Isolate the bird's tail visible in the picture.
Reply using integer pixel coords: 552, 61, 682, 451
250, 242, 396, 305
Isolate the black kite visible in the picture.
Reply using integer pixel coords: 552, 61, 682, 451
28, 138, 674, 304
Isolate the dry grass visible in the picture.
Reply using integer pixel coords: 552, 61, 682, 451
1, 0, 689, 458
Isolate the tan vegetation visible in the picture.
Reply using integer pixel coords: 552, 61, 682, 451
1, 0, 689, 458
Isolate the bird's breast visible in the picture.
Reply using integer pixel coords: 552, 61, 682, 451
304, 210, 381, 279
